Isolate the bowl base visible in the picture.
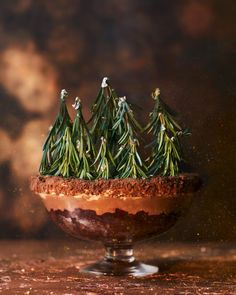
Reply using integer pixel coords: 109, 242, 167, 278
81, 259, 158, 277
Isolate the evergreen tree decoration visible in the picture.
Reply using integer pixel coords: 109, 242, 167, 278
113, 96, 147, 178
72, 97, 95, 179
39, 80, 190, 180
90, 77, 120, 178
39, 89, 72, 175
90, 77, 118, 144
145, 88, 189, 176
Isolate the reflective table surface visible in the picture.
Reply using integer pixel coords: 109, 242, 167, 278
0, 240, 235, 294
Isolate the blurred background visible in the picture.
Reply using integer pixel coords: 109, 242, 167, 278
0, 0, 235, 240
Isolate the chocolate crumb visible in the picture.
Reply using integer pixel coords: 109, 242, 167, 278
30, 174, 201, 199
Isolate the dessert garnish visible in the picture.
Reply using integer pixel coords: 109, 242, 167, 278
39, 77, 189, 179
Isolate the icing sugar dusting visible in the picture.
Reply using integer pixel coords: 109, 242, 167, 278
101, 77, 109, 88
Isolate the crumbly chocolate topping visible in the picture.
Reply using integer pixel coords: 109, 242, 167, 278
30, 174, 201, 199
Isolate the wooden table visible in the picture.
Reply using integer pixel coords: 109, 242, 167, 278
0, 240, 235, 294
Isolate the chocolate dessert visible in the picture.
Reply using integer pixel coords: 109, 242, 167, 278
30, 81, 202, 276
31, 174, 201, 243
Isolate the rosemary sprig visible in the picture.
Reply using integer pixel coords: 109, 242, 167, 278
39, 89, 72, 175
48, 126, 80, 177
90, 77, 118, 144
90, 77, 120, 178
145, 88, 189, 176
113, 97, 147, 178
72, 97, 95, 179
93, 137, 115, 179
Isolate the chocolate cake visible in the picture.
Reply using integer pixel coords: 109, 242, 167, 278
31, 174, 201, 243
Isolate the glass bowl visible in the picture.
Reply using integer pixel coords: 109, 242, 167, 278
31, 174, 201, 277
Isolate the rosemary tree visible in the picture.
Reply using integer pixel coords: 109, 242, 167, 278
145, 88, 189, 176
72, 97, 95, 179
90, 77, 120, 178
39, 89, 73, 175
113, 96, 147, 178
90, 77, 118, 142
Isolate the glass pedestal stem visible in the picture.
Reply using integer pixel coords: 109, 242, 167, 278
81, 242, 158, 277
105, 243, 135, 263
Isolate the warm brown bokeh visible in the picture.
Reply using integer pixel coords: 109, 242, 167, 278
0, 0, 235, 240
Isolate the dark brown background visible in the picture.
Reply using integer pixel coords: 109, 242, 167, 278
0, 0, 235, 240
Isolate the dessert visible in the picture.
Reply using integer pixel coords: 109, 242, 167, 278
30, 78, 201, 276
31, 174, 201, 243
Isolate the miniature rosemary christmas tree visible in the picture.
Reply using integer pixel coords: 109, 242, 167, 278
90, 77, 120, 178
113, 97, 147, 178
90, 77, 118, 143
39, 89, 73, 175
145, 88, 188, 176
72, 97, 95, 179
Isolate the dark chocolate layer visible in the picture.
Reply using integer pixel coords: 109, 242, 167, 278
49, 208, 180, 242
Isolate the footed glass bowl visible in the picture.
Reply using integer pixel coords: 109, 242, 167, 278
31, 174, 201, 277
